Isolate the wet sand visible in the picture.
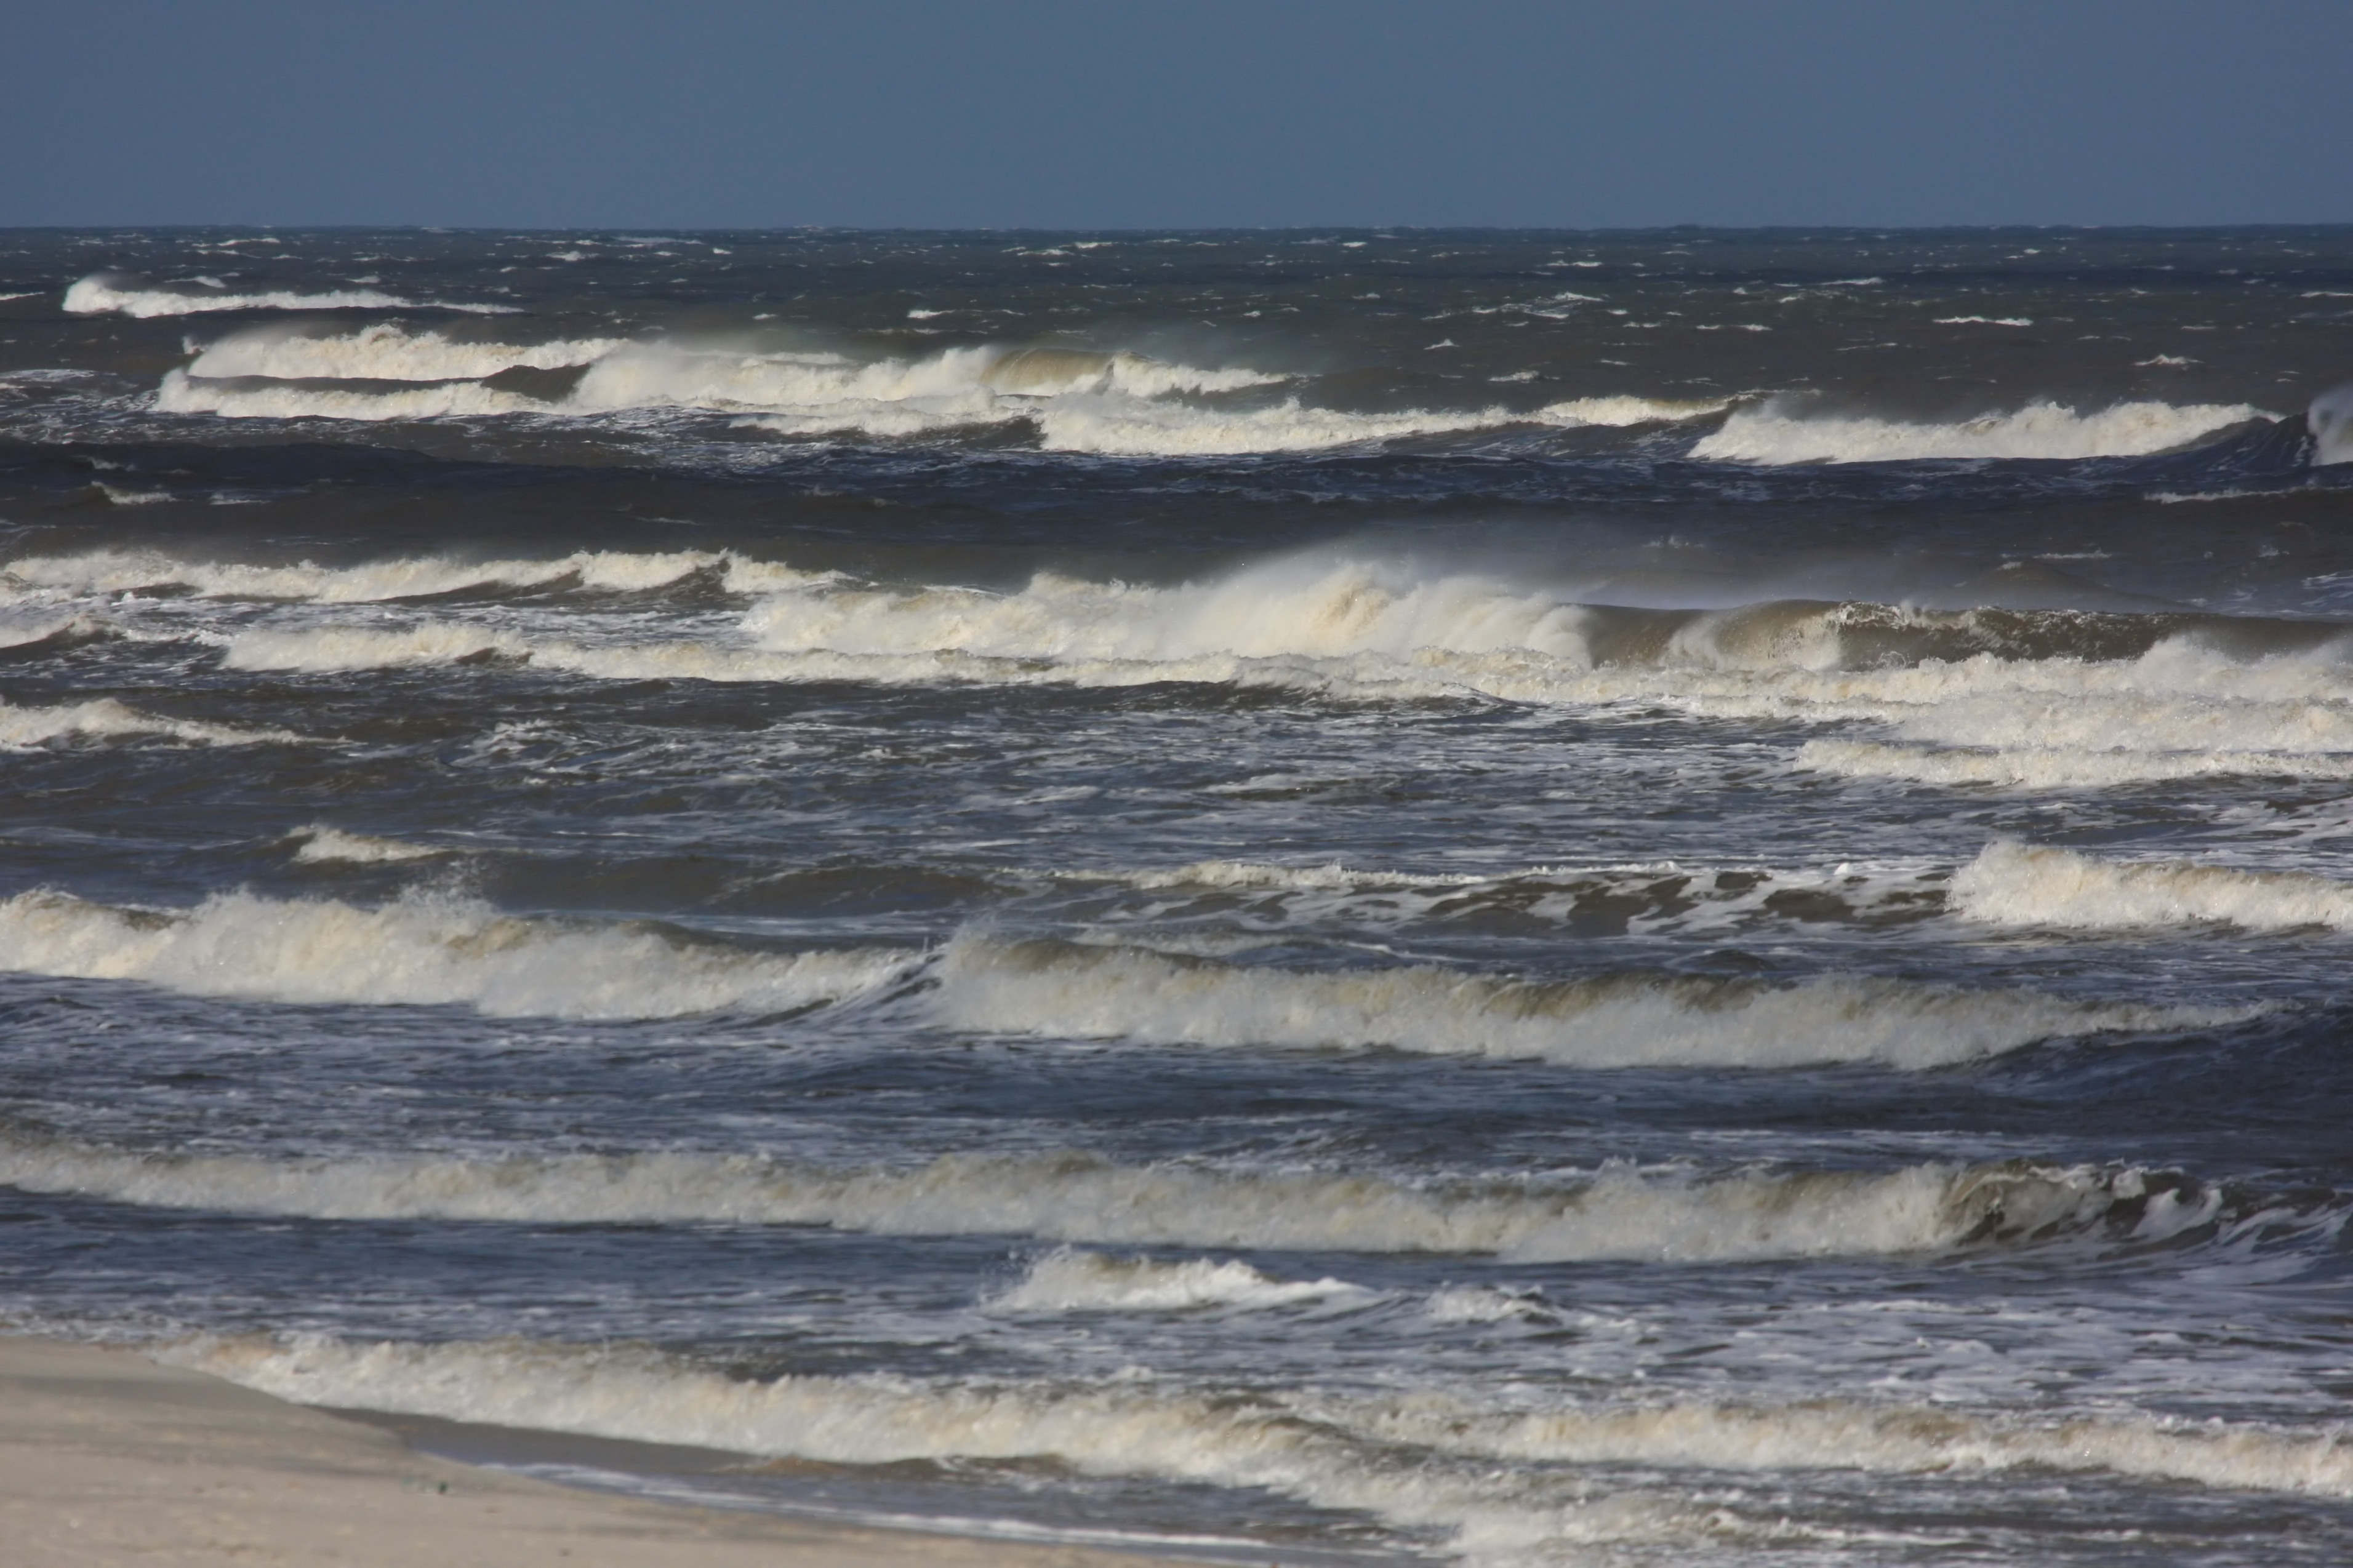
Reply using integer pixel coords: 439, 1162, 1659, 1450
0, 1335, 1193, 1567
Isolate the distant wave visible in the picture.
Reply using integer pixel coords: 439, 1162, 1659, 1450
64, 274, 517, 318
148, 322, 1726, 453
25, 546, 2345, 755
1691, 397, 2271, 464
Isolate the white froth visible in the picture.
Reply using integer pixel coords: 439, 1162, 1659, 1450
158, 1334, 2353, 1566
0, 698, 294, 750
935, 936, 2225, 1070
186, 323, 628, 382
6, 546, 768, 604
157, 368, 544, 420
64, 274, 515, 318
1691, 398, 2270, 464
1953, 841, 2353, 931
2311, 382, 2353, 466
1798, 739, 2353, 788
0, 1134, 2154, 1262
289, 825, 448, 865
0, 888, 913, 1019
988, 1249, 1366, 1313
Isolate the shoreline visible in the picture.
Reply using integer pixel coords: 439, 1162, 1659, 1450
0, 1334, 1203, 1568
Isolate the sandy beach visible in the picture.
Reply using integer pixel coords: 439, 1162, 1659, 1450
0, 1334, 1196, 1568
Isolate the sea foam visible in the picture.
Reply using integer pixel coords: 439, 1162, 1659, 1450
0, 1134, 2176, 1260
1690, 398, 2269, 464
936, 935, 2229, 1069
0, 888, 913, 1019
1952, 841, 2353, 930
154, 1332, 2353, 1567
64, 274, 515, 318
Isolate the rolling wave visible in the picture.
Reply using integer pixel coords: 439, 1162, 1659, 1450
0, 887, 913, 1020
0, 698, 294, 750
153, 1332, 2353, 1567
1954, 841, 2353, 931
64, 274, 516, 318
936, 935, 2228, 1069
1690, 397, 2272, 464
0, 1133, 2196, 1261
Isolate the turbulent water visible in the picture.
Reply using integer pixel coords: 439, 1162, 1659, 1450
2, 226, 2352, 1566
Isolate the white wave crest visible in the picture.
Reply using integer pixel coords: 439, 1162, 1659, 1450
2312, 382, 2353, 466
0, 888, 913, 1019
156, 368, 543, 420
288, 825, 448, 865
988, 1249, 1366, 1313
201, 558, 2353, 765
1952, 841, 2353, 931
186, 323, 626, 381
158, 1334, 2353, 1567
935, 936, 2225, 1070
145, 322, 1726, 455
64, 274, 515, 318
0, 698, 294, 750
1539, 395, 1728, 426
1797, 739, 2353, 788
6, 546, 812, 604
0, 1134, 2154, 1262
1691, 398, 2269, 464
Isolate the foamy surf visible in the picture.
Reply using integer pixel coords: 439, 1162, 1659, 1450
1953, 841, 2353, 931
64, 274, 516, 318
0, 698, 295, 749
0, 888, 915, 1019
185, 322, 629, 381
0, 1134, 2184, 1260
1690, 397, 2271, 464
936, 935, 2236, 1068
145, 322, 1733, 453
287, 825, 449, 865
154, 1333, 2353, 1566
1797, 738, 2353, 787
987, 1249, 1368, 1313
4, 546, 819, 604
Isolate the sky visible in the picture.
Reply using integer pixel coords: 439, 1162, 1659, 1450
4, 0, 2347, 230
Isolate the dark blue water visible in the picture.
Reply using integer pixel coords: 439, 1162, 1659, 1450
1, 226, 2351, 1566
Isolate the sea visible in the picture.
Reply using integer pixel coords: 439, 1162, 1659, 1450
0, 226, 2349, 1566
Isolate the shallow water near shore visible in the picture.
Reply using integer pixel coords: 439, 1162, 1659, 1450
1, 225, 2351, 1565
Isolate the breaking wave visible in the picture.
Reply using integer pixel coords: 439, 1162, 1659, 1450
1797, 739, 2353, 788
154, 1333, 2353, 1564
287, 825, 449, 865
0, 1132, 2200, 1261
0, 888, 913, 1019
2, 546, 817, 604
1953, 841, 2353, 931
936, 935, 2232, 1069
988, 1249, 1367, 1313
1690, 397, 2271, 464
185, 322, 627, 381
145, 323, 1726, 453
63, 274, 515, 318
2312, 382, 2353, 466
0, 698, 294, 750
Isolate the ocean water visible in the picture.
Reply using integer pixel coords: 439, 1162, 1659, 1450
1, 226, 2351, 1566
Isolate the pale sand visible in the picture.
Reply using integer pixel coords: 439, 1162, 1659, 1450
0, 1334, 1198, 1567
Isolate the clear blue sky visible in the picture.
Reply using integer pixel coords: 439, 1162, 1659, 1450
6, 0, 2347, 230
